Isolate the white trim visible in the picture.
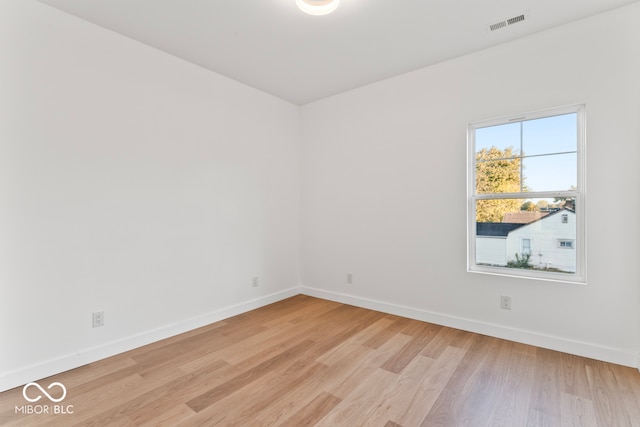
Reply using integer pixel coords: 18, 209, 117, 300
468, 104, 586, 129
0, 287, 300, 393
3, 285, 636, 392
299, 286, 638, 369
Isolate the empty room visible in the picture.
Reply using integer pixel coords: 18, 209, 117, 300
1, 0, 640, 425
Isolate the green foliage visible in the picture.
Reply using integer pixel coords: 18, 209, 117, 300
475, 146, 523, 222
520, 201, 536, 211
507, 252, 532, 269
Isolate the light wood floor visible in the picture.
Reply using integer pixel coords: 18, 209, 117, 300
2, 295, 640, 426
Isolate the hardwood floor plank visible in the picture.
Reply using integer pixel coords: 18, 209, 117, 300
130, 325, 267, 378
362, 315, 414, 349
185, 339, 315, 412
273, 392, 341, 427
215, 357, 329, 425
418, 334, 497, 426
305, 307, 388, 357
525, 347, 563, 427
586, 360, 634, 427
419, 325, 460, 359
262, 297, 342, 327
232, 364, 338, 425
56, 356, 140, 391
10, 373, 149, 427
2, 296, 640, 426
327, 333, 413, 399
395, 346, 467, 427
316, 368, 398, 426
366, 354, 435, 423
224, 295, 313, 327
609, 364, 640, 426
316, 317, 395, 365
192, 361, 329, 426
308, 344, 378, 401
175, 336, 337, 425
178, 318, 302, 372
559, 353, 592, 400
136, 404, 195, 427
449, 328, 479, 350
560, 392, 597, 427
486, 342, 537, 427
71, 368, 194, 427
456, 338, 527, 426
381, 322, 438, 374
122, 360, 237, 425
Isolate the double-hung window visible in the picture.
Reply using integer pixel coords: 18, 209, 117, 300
467, 105, 586, 283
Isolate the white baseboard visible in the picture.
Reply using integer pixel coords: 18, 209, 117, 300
3, 285, 636, 393
299, 286, 639, 369
0, 287, 300, 393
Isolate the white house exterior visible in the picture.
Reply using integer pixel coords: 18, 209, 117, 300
506, 209, 576, 272
476, 209, 576, 272
475, 223, 521, 267
476, 235, 508, 266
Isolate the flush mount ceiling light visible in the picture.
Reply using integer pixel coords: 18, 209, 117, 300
296, 0, 340, 16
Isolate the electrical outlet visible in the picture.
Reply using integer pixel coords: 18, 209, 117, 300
252, 276, 259, 287
500, 296, 512, 310
346, 273, 353, 284
92, 311, 104, 328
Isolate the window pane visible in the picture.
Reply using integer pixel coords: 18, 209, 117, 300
469, 105, 584, 282
476, 122, 521, 155
522, 113, 577, 156
475, 199, 576, 274
522, 153, 577, 192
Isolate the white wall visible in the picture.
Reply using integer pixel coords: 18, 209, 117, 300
0, 1, 300, 391
301, 3, 640, 366
2, 0, 639, 394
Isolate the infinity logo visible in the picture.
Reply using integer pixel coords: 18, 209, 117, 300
22, 382, 67, 403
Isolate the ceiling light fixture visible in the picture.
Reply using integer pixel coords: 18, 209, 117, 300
296, 0, 340, 16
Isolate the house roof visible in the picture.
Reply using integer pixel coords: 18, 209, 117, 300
502, 211, 550, 224
477, 208, 575, 237
477, 223, 523, 237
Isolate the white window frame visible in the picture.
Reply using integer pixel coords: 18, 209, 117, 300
558, 239, 575, 249
467, 105, 586, 283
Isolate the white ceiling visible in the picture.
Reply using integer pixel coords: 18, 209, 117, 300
38, 0, 639, 105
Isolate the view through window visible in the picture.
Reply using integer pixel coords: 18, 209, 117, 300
468, 105, 585, 282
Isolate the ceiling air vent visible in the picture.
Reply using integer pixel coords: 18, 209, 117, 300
507, 14, 525, 25
489, 21, 507, 31
489, 13, 526, 32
